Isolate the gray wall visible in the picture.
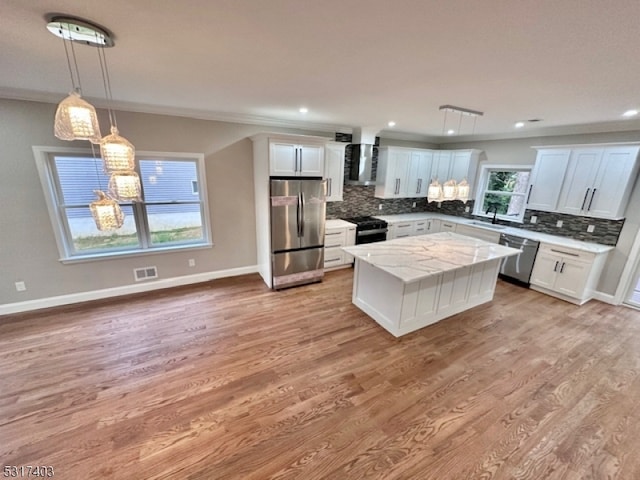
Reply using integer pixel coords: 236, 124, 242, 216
441, 132, 640, 296
0, 98, 327, 305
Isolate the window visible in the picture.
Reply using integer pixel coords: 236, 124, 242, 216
33, 147, 211, 261
473, 165, 531, 222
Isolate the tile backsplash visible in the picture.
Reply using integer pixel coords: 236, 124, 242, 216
326, 185, 426, 218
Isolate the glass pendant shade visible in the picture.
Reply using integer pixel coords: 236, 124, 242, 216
100, 126, 135, 172
443, 179, 458, 201
427, 179, 444, 203
90, 190, 124, 231
54, 91, 102, 143
457, 179, 470, 203
109, 171, 142, 202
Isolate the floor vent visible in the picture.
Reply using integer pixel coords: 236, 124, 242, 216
134, 266, 158, 282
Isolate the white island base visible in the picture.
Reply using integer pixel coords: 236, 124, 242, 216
352, 257, 501, 337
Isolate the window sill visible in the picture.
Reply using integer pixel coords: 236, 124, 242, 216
472, 213, 525, 224
60, 242, 213, 264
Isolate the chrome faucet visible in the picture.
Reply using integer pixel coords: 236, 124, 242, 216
485, 203, 500, 224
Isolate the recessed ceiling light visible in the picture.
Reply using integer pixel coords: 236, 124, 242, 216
388, 121, 396, 127
299, 107, 308, 114
447, 129, 455, 135
514, 122, 525, 128
622, 109, 638, 117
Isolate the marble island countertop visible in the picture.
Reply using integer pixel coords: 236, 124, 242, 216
371, 213, 614, 254
342, 232, 520, 283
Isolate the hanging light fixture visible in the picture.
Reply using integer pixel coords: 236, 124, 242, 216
427, 178, 444, 203
90, 190, 125, 231
443, 179, 458, 201
109, 170, 142, 202
456, 178, 470, 203
47, 17, 107, 143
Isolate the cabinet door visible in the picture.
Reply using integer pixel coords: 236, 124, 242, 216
529, 252, 560, 289
557, 149, 602, 215
344, 226, 356, 263
527, 149, 570, 211
270, 142, 298, 176
587, 147, 639, 218
440, 221, 456, 232
408, 151, 432, 197
426, 219, 440, 233
450, 151, 471, 182
392, 150, 412, 197
324, 143, 345, 202
554, 258, 590, 299
299, 145, 324, 177
393, 222, 413, 238
431, 151, 452, 183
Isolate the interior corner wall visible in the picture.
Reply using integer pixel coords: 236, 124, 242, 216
0, 98, 328, 308
440, 131, 640, 297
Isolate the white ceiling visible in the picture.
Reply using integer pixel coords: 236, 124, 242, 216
3, 0, 640, 142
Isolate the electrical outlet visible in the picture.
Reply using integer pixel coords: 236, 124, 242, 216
378, 204, 383, 210
587, 225, 595, 233
437, 202, 442, 208
530, 215, 537, 224
556, 220, 563, 228
15, 281, 26, 292
412, 202, 416, 208
464, 206, 470, 213
188, 259, 196, 267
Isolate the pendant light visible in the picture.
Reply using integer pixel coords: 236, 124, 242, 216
108, 170, 142, 202
456, 178, 470, 203
442, 179, 458, 201
48, 18, 103, 143
90, 190, 125, 230
427, 178, 444, 203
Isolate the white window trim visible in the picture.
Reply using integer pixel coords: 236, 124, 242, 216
472, 163, 532, 223
33, 146, 213, 263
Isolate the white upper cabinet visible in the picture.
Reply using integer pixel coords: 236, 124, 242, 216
376, 147, 480, 199
556, 145, 640, 219
324, 142, 346, 202
375, 148, 412, 198
408, 150, 432, 197
527, 149, 571, 212
269, 140, 324, 177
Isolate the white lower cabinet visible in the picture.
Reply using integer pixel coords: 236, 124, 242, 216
324, 224, 356, 270
389, 221, 414, 239
440, 221, 457, 232
454, 224, 500, 243
529, 243, 607, 304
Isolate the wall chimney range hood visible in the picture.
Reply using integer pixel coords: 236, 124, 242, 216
347, 127, 379, 186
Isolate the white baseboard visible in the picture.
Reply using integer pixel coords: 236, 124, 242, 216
0, 265, 259, 316
592, 291, 619, 305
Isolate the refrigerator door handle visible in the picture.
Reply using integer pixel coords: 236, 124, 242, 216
296, 192, 302, 237
300, 191, 305, 237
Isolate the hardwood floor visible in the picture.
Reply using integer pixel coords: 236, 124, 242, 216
2, 269, 640, 479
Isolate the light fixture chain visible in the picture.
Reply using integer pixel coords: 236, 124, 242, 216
90, 143, 104, 191
68, 34, 83, 94
95, 34, 116, 128
441, 109, 448, 136
60, 26, 78, 92
458, 112, 463, 135
99, 42, 117, 129
472, 116, 477, 135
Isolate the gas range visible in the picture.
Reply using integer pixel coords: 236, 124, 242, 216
341, 216, 388, 244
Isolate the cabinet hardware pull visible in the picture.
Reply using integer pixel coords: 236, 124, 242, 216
328, 178, 332, 197
581, 188, 591, 210
554, 260, 559, 272
295, 148, 299, 172
299, 148, 303, 171
560, 262, 565, 273
587, 188, 596, 211
550, 248, 580, 257
326, 232, 341, 235
417, 178, 422, 194
526, 184, 533, 203
325, 258, 340, 263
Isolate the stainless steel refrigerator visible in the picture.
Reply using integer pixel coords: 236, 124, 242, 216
270, 179, 326, 289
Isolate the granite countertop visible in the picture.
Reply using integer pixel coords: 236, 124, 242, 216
342, 232, 520, 283
325, 219, 357, 229
371, 213, 614, 254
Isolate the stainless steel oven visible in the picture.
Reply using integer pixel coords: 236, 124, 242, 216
342, 216, 388, 244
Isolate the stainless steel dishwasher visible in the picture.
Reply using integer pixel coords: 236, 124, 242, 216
498, 233, 540, 286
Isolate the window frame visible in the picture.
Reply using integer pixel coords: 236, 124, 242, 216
472, 164, 532, 223
33, 146, 213, 263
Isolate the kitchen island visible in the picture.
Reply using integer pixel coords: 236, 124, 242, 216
342, 232, 520, 337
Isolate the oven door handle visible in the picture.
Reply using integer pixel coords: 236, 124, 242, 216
358, 228, 388, 236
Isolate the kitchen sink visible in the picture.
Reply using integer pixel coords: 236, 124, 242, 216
468, 221, 507, 230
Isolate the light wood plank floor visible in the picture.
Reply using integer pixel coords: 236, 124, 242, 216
2, 269, 640, 479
